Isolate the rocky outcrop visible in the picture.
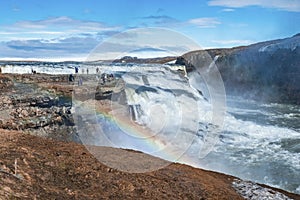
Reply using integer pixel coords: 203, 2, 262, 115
8, 73, 70, 83
0, 74, 78, 142
176, 34, 300, 104
0, 88, 77, 142
0, 75, 14, 91
0, 73, 123, 142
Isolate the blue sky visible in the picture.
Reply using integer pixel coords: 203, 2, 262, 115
0, 0, 299, 61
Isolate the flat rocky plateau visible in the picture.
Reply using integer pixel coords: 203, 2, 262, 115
0, 73, 299, 199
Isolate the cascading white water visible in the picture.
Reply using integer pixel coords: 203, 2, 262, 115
116, 65, 300, 194
118, 67, 213, 160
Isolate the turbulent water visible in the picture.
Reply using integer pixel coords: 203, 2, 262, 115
117, 66, 300, 194
3, 63, 300, 194
201, 97, 300, 194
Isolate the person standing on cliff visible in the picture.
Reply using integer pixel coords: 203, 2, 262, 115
0, 67, 2, 74
78, 77, 83, 86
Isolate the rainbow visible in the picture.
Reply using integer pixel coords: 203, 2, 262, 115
72, 98, 197, 164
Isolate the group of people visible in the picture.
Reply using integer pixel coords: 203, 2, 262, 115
71, 66, 116, 86
75, 66, 95, 75
71, 66, 103, 86
100, 73, 114, 84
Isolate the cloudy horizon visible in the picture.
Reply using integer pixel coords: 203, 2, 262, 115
0, 0, 299, 61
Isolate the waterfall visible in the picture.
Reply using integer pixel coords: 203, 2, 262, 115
128, 104, 143, 123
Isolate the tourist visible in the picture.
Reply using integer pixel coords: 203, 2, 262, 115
69, 74, 74, 82
78, 77, 83, 86
75, 66, 79, 74
0, 67, 2, 74
101, 74, 105, 84
86, 68, 89, 74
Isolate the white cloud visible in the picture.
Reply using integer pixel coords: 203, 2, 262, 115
0, 36, 98, 61
0, 31, 64, 35
208, 0, 300, 12
0, 15, 120, 60
222, 8, 235, 12
139, 15, 220, 29
0, 17, 206, 61
188, 18, 221, 28
0, 16, 120, 41
15, 16, 119, 32
139, 15, 180, 27
212, 39, 253, 46
12, 7, 20, 12
86, 28, 201, 61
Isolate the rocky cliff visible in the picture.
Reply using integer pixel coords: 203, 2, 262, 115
0, 73, 122, 142
0, 74, 77, 142
176, 34, 300, 104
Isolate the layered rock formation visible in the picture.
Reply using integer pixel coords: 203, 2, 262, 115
0, 73, 121, 142
0, 74, 77, 142
176, 34, 300, 104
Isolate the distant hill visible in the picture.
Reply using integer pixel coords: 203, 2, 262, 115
176, 34, 300, 104
112, 56, 177, 64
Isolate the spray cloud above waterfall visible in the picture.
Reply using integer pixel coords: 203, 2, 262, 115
72, 28, 226, 173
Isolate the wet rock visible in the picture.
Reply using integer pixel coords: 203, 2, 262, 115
232, 180, 292, 200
